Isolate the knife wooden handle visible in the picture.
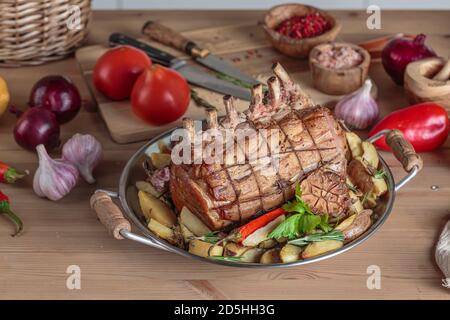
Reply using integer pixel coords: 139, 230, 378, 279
142, 21, 209, 58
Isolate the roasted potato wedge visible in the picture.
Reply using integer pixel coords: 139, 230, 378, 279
241, 215, 285, 247
147, 218, 182, 246
280, 244, 302, 263
260, 248, 281, 264
150, 152, 171, 169
258, 239, 278, 249
136, 180, 163, 198
240, 248, 265, 263
372, 176, 388, 197
179, 207, 211, 236
348, 158, 374, 193
224, 242, 250, 257
189, 239, 223, 257
180, 223, 195, 243
138, 190, 176, 227
341, 209, 373, 242
362, 141, 379, 169
301, 240, 343, 259
335, 214, 357, 231
158, 140, 172, 154
348, 191, 364, 214
345, 132, 363, 159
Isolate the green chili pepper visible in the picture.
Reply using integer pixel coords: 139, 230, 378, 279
0, 190, 23, 236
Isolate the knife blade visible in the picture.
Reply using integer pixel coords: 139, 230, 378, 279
142, 21, 260, 86
109, 33, 251, 101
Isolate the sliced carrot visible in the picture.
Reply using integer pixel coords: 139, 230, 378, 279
233, 207, 286, 243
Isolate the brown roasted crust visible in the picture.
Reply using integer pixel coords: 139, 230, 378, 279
169, 63, 350, 230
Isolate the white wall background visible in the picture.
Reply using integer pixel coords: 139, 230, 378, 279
93, 0, 450, 10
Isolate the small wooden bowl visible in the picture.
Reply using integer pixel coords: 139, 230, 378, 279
404, 57, 450, 109
261, 4, 341, 59
309, 42, 371, 95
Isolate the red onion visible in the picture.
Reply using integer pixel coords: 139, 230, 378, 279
29, 75, 81, 124
13, 108, 60, 151
382, 34, 436, 85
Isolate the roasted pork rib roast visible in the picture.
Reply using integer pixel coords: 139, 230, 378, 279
170, 63, 350, 230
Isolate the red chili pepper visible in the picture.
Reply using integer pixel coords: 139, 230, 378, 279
369, 102, 449, 152
0, 162, 27, 184
0, 190, 23, 237
229, 207, 286, 243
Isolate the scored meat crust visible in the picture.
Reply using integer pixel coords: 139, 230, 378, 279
170, 63, 350, 230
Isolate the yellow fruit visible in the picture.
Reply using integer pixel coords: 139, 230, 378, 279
0, 77, 10, 117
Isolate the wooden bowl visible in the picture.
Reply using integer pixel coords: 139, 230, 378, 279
309, 42, 371, 95
404, 57, 450, 109
261, 4, 341, 59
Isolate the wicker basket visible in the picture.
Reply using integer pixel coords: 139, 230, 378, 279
0, 0, 91, 67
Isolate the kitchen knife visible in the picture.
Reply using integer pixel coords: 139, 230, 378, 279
109, 33, 251, 101
142, 21, 260, 86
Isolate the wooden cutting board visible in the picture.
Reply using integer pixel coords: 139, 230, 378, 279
75, 44, 377, 144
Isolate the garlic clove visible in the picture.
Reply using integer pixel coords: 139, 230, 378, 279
33, 144, 79, 201
334, 80, 379, 130
62, 133, 103, 184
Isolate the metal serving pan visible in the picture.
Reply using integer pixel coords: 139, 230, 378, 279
90, 128, 422, 268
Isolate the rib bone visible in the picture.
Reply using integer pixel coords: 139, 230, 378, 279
272, 62, 314, 110
272, 62, 292, 86
206, 109, 218, 129
182, 117, 195, 142
267, 76, 281, 107
251, 84, 263, 106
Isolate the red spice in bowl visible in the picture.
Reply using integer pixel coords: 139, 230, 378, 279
275, 13, 331, 39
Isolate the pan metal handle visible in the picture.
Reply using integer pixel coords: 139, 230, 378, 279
367, 129, 423, 192
90, 190, 172, 252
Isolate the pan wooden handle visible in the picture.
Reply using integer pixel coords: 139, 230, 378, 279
90, 191, 131, 240
386, 129, 423, 172
142, 21, 209, 58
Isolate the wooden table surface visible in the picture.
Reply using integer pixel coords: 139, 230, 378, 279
0, 10, 449, 300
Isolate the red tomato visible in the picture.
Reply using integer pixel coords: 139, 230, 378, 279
368, 102, 449, 152
131, 65, 190, 125
93, 46, 151, 100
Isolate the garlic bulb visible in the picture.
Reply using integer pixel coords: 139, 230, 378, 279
33, 144, 79, 201
334, 80, 379, 130
436, 219, 450, 288
62, 133, 102, 184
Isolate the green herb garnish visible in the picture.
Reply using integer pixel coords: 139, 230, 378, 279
288, 230, 344, 247
318, 214, 333, 233
202, 231, 221, 244
208, 256, 242, 262
190, 231, 222, 244
361, 192, 369, 205
374, 170, 386, 179
268, 184, 333, 239
346, 183, 358, 193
